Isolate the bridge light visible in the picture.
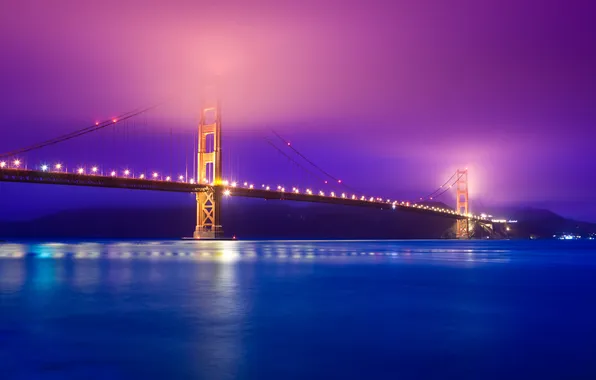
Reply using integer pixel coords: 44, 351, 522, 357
319, 191, 325, 196
91, 166, 98, 173
351, 195, 356, 200
369, 197, 374, 202
165, 176, 171, 181
139, 174, 145, 179
330, 192, 335, 197
392, 204, 396, 210
249, 184, 254, 189
222, 180, 229, 186
112, 118, 117, 123
178, 175, 184, 181
55, 163, 62, 170
223, 189, 231, 196
281, 187, 285, 192
294, 188, 299, 194
13, 159, 21, 167
153, 172, 158, 178
77, 168, 84, 174
110, 171, 116, 177
95, 121, 99, 126
231, 181, 237, 187
277, 185, 282, 190
265, 186, 270, 190
0, 161, 6, 168
123, 170, 130, 176
41, 164, 48, 171
338, 179, 342, 183
189, 178, 195, 184
324, 180, 328, 184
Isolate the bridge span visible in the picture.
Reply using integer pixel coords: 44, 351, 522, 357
0, 167, 484, 222
0, 95, 501, 239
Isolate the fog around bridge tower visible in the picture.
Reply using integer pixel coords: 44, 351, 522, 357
1, 0, 595, 220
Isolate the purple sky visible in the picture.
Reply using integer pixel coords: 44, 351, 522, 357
1, 0, 595, 221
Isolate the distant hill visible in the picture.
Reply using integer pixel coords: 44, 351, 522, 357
0, 201, 593, 239
419, 202, 596, 239
0, 201, 453, 239
500, 207, 596, 238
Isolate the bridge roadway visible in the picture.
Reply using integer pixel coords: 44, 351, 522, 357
0, 168, 484, 222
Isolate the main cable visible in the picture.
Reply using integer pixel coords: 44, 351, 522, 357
419, 171, 458, 200
263, 137, 327, 183
271, 130, 361, 193
0, 101, 168, 158
415, 171, 465, 203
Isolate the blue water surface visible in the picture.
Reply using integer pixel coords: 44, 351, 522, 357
1, 239, 596, 379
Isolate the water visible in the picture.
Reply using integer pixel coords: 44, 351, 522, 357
1, 240, 596, 379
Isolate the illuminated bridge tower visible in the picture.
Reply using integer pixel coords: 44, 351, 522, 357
455, 169, 470, 239
193, 99, 223, 239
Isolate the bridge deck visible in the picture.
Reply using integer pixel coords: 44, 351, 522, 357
0, 168, 481, 221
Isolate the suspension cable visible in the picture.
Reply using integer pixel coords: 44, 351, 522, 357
416, 171, 465, 203
0, 101, 167, 158
271, 130, 361, 193
271, 131, 340, 181
420, 171, 458, 200
263, 137, 327, 183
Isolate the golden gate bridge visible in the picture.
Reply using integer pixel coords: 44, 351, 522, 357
0, 97, 499, 239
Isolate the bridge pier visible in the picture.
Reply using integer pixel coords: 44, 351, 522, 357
193, 188, 223, 239
456, 218, 471, 239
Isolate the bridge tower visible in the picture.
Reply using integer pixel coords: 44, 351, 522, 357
455, 169, 469, 239
193, 99, 223, 239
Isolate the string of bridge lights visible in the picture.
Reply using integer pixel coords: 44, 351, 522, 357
0, 158, 489, 221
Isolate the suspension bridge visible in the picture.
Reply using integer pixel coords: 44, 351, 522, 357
0, 97, 499, 239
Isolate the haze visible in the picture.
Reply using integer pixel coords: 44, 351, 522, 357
1, 0, 595, 221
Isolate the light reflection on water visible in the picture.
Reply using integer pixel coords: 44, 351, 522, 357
0, 239, 519, 298
0, 240, 518, 263
2, 239, 595, 297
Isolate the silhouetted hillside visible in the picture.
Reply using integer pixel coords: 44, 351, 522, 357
504, 207, 596, 238
0, 201, 454, 239
0, 201, 594, 239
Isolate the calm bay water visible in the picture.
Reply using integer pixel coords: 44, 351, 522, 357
1, 239, 596, 379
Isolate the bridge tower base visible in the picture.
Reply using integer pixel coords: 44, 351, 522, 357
193, 189, 223, 239
193, 95, 224, 239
